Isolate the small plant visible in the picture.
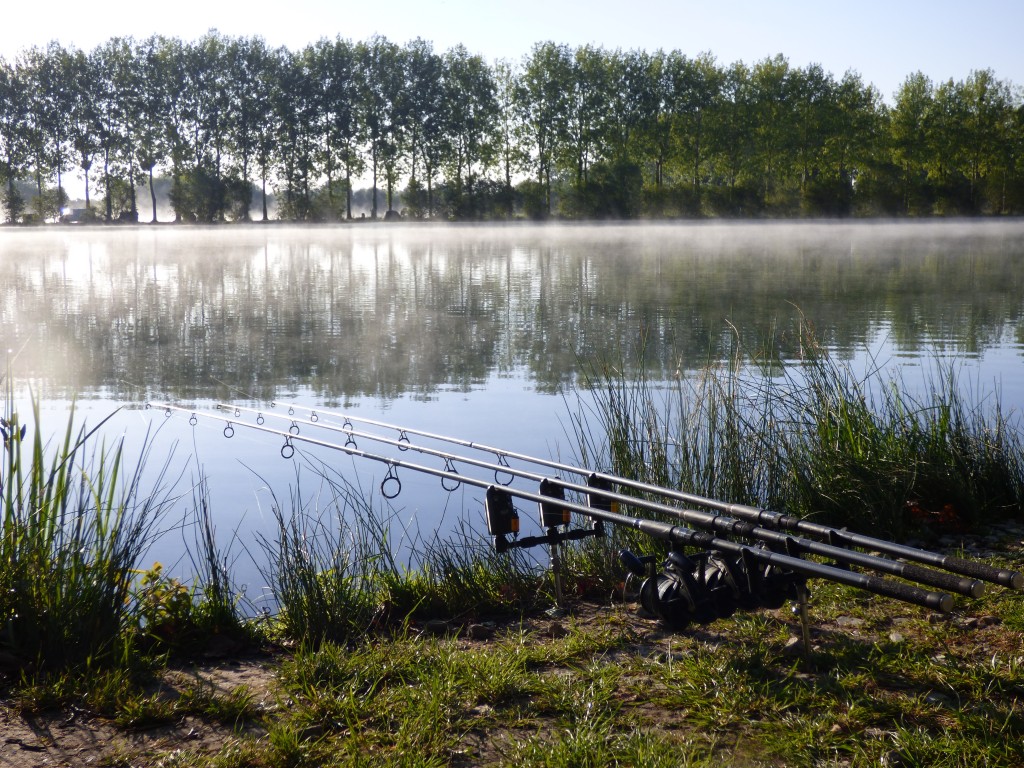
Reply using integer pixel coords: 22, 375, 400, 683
133, 562, 195, 643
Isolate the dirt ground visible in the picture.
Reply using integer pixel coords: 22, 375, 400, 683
1, 655, 280, 768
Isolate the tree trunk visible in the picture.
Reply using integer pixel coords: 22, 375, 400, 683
261, 172, 268, 222
84, 162, 92, 210
345, 167, 352, 220
371, 151, 379, 219
104, 150, 112, 222
149, 167, 158, 223
426, 167, 433, 219
129, 166, 138, 219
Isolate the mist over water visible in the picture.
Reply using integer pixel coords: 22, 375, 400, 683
5, 220, 1024, 400
4, 220, 1024, 589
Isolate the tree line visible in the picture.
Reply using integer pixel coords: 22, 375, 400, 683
1, 32, 1022, 224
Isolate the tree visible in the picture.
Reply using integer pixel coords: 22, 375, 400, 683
309, 36, 362, 220
134, 36, 172, 222
441, 45, 499, 218
2, 32, 1022, 223
824, 71, 884, 215
224, 36, 277, 221
0, 56, 30, 221
273, 47, 320, 220
65, 49, 101, 213
91, 38, 143, 221
788, 63, 833, 205
517, 42, 572, 216
891, 72, 935, 213
663, 51, 723, 212
559, 45, 612, 195
254, 46, 286, 221
172, 31, 233, 221
492, 58, 529, 218
958, 69, 1013, 212
712, 61, 756, 212
357, 36, 406, 218
404, 38, 446, 217
749, 54, 797, 211
154, 36, 190, 222
20, 43, 76, 219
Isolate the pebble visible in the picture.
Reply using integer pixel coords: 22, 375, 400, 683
547, 621, 569, 638
782, 636, 805, 656
836, 616, 865, 628
925, 691, 953, 708
880, 750, 906, 767
466, 623, 495, 640
888, 632, 905, 644
423, 619, 450, 636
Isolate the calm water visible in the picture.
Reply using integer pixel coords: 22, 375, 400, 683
4, 220, 1024, 593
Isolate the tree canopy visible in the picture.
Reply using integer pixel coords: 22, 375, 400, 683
2, 33, 1022, 223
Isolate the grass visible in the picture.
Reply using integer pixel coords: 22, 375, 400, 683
257, 457, 543, 647
0, 395, 174, 672
564, 320, 1024, 584
0, 381, 257, 699
40, 574, 1015, 767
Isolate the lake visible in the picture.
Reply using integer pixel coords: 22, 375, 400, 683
4, 220, 1024, 598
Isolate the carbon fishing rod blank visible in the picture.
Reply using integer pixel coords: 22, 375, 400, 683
248, 399, 1022, 593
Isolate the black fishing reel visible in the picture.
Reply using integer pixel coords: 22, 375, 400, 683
620, 547, 805, 630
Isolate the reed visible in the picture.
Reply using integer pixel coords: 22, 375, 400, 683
130, 470, 258, 656
1, 396, 176, 672
781, 326, 1024, 535
258, 460, 540, 646
566, 323, 1024, 580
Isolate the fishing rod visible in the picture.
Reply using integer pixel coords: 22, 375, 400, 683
211, 403, 988, 599
154, 402, 969, 629
250, 400, 1024, 592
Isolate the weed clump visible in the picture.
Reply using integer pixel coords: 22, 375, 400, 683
567, 322, 1024, 576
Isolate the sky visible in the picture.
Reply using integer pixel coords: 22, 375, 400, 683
2, 0, 1022, 104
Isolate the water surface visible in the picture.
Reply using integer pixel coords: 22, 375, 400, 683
4, 220, 1024, 590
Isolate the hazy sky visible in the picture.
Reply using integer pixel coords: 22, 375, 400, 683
3, 0, 1022, 104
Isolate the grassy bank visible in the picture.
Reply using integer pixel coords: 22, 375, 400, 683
3, 545, 1023, 766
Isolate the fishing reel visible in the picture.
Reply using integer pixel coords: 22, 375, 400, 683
620, 547, 806, 630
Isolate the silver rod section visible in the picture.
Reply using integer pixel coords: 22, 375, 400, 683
243, 401, 1023, 592
153, 403, 955, 613
211, 404, 988, 597
193, 403, 996, 597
